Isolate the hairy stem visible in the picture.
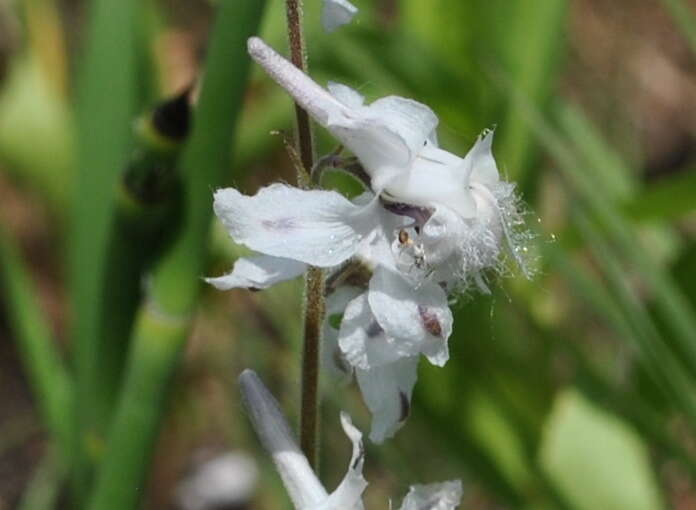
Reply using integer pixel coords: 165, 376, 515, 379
285, 0, 324, 469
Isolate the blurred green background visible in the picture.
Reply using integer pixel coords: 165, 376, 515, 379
2, 0, 696, 508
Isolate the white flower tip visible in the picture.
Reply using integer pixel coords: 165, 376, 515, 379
238, 369, 302, 456
322, 0, 359, 33
203, 275, 228, 290
247, 36, 267, 61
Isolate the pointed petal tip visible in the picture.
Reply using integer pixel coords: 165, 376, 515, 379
238, 369, 259, 391
247, 36, 266, 58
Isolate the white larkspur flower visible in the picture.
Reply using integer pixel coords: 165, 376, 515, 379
247, 36, 527, 291
322, 0, 358, 33
207, 37, 530, 443
239, 369, 462, 510
206, 184, 452, 441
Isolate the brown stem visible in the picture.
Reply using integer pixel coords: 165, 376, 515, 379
285, 0, 323, 469
285, 0, 315, 179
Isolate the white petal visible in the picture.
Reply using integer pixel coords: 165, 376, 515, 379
356, 356, 419, 443
366, 96, 438, 161
213, 184, 378, 268
205, 255, 306, 290
322, 286, 363, 378
367, 266, 452, 367
398, 480, 463, 510
319, 413, 367, 509
248, 37, 350, 126
465, 129, 499, 186
338, 293, 405, 370
420, 206, 467, 267
328, 82, 365, 109
329, 97, 439, 191
238, 370, 328, 508
321, 0, 358, 33
248, 38, 442, 193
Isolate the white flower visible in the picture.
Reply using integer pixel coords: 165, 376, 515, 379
207, 37, 530, 443
322, 0, 358, 33
247, 36, 526, 291
206, 184, 452, 441
239, 369, 463, 509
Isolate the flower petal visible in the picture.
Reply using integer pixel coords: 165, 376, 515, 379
398, 480, 463, 510
239, 370, 328, 508
367, 266, 452, 367
338, 292, 405, 370
321, 0, 359, 33
213, 184, 378, 267
384, 141, 476, 218
320, 412, 367, 509
328, 96, 439, 191
248, 37, 350, 126
328, 82, 365, 109
365, 96, 438, 160
205, 255, 306, 290
464, 129, 499, 186
356, 356, 419, 443
322, 286, 363, 378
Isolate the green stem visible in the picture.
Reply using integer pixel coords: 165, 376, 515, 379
85, 2, 265, 508
285, 0, 324, 469
70, 0, 139, 499
0, 226, 72, 456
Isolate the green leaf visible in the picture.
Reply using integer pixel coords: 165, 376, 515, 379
85, 1, 266, 508
540, 389, 664, 510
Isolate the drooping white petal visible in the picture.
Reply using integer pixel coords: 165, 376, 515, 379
338, 292, 405, 370
367, 266, 452, 367
322, 285, 363, 378
205, 255, 306, 290
320, 412, 367, 509
213, 184, 378, 268
321, 0, 358, 33
398, 480, 463, 510
238, 370, 328, 508
356, 356, 419, 443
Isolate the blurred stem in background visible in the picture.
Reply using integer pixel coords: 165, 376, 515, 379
86, 89, 190, 468
0, 225, 72, 459
69, 0, 140, 500
84, 1, 266, 508
285, 0, 324, 470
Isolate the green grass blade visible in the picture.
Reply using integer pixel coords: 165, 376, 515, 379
69, 0, 140, 498
86, 2, 266, 508
0, 225, 72, 456
572, 211, 696, 425
498, 0, 567, 187
497, 76, 696, 379
624, 168, 696, 221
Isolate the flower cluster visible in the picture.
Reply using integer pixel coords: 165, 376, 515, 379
239, 369, 462, 510
208, 37, 529, 444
